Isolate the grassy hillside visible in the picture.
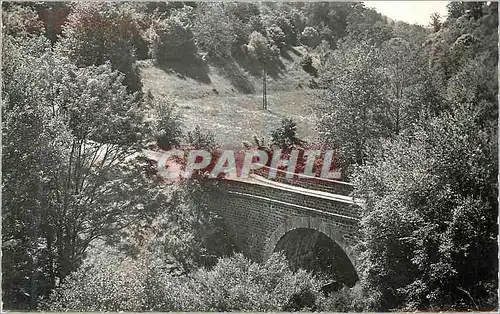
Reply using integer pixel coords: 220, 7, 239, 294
140, 46, 322, 149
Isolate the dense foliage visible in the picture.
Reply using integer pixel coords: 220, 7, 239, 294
314, 1, 498, 311
2, 1, 498, 312
56, 3, 145, 94
43, 252, 324, 312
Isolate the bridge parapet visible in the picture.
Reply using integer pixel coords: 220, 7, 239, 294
252, 165, 354, 196
223, 177, 361, 220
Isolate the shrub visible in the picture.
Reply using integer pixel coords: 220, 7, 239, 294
43, 252, 324, 312
152, 97, 183, 150
43, 252, 149, 311
301, 26, 321, 48
185, 125, 219, 151
57, 3, 143, 94
271, 118, 306, 151
315, 283, 378, 312
300, 55, 318, 77
175, 253, 322, 311
2, 3, 44, 36
146, 14, 198, 64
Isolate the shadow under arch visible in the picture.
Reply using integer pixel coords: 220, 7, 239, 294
264, 216, 359, 287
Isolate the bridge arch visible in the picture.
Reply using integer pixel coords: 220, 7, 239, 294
264, 216, 358, 287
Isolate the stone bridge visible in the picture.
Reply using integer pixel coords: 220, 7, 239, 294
210, 167, 363, 287
144, 150, 363, 286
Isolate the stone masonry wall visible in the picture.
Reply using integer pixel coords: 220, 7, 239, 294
211, 179, 360, 261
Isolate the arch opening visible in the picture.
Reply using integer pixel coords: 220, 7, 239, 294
273, 228, 358, 288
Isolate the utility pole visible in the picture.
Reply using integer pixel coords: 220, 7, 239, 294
262, 66, 267, 110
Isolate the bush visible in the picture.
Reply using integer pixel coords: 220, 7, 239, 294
301, 26, 321, 48
191, 253, 320, 311
315, 283, 378, 312
186, 125, 219, 151
57, 3, 143, 94
43, 252, 324, 312
271, 118, 306, 151
2, 3, 44, 36
146, 14, 198, 64
300, 55, 318, 77
152, 97, 183, 150
42, 251, 150, 311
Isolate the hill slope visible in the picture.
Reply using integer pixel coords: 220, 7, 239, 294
140, 46, 322, 149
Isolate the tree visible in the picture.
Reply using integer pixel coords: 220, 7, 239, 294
302, 2, 355, 45
1, 3, 44, 36
152, 97, 184, 150
316, 42, 391, 168
2, 35, 169, 308
446, 1, 465, 20
226, 2, 263, 51
56, 2, 143, 94
300, 26, 320, 48
192, 2, 235, 59
380, 37, 425, 134
245, 31, 279, 109
270, 118, 305, 151
352, 103, 497, 310
430, 12, 442, 32
345, 4, 392, 46
146, 5, 198, 64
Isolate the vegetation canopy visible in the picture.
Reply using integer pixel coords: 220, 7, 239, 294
1, 1, 497, 312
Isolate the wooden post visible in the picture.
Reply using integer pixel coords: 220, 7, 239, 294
262, 66, 267, 110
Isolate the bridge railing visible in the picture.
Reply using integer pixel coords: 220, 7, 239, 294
252, 164, 354, 197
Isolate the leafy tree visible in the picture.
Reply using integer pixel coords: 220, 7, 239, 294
56, 2, 143, 94
316, 42, 391, 168
261, 4, 299, 46
265, 24, 286, 49
300, 26, 320, 48
245, 31, 280, 66
193, 2, 235, 59
154, 179, 238, 272
380, 37, 425, 134
345, 4, 392, 46
391, 21, 428, 47
430, 12, 442, 32
146, 9, 198, 64
2, 35, 167, 308
446, 1, 466, 20
302, 2, 355, 45
226, 2, 263, 51
152, 97, 184, 150
32, 2, 72, 44
2, 3, 44, 36
271, 118, 305, 151
352, 103, 497, 310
